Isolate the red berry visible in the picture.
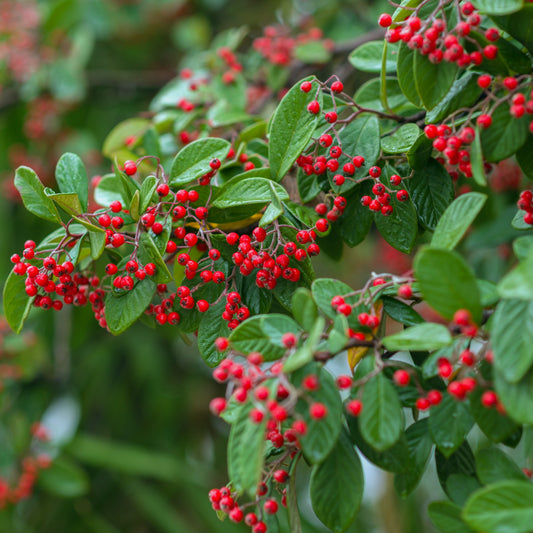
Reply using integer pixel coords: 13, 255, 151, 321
331, 80, 344, 93
393, 369, 410, 387
416, 397, 430, 411
309, 402, 328, 419
124, 160, 137, 175
477, 74, 492, 89
378, 13, 392, 27
346, 399, 363, 417
300, 81, 312, 93
307, 100, 320, 114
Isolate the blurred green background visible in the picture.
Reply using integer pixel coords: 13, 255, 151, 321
0, 0, 519, 531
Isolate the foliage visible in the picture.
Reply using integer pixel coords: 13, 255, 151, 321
2, 0, 533, 532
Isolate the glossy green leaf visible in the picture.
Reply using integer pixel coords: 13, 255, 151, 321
382, 296, 424, 326
381, 124, 421, 154
197, 301, 230, 367
137, 233, 172, 284
392, 0, 425, 22
516, 135, 533, 181
89, 231, 106, 260
269, 76, 321, 181
38, 457, 89, 498
481, 103, 529, 162
492, 5, 533, 56
513, 235, 533, 260
311, 278, 354, 320
3, 269, 33, 334
415, 247, 483, 323
430, 395, 474, 457
470, 387, 519, 443
498, 250, 533, 300
470, 128, 487, 186
476, 447, 527, 485
339, 182, 374, 247
472, 0, 523, 15
129, 190, 140, 221
259, 181, 284, 227
382, 322, 452, 351
432, 192, 487, 250
429, 501, 476, 533
229, 315, 302, 361
360, 372, 403, 451
349, 41, 397, 73
310, 430, 363, 533
374, 182, 418, 254
94, 174, 129, 207
294, 365, 344, 464
283, 317, 324, 373
492, 299, 533, 382
415, 50, 458, 110
397, 44, 422, 107
334, 114, 380, 194
407, 158, 455, 231
495, 367, 533, 426
169, 138, 231, 186
103, 118, 150, 158
227, 403, 267, 496
55, 152, 89, 211
45, 191, 82, 216
105, 278, 157, 335
426, 73, 483, 124
291, 288, 318, 331
435, 442, 476, 498
463, 481, 533, 533
213, 178, 289, 208
14, 166, 60, 223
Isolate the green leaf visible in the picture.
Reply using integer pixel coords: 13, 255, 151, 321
137, 233, 172, 284
472, 0, 524, 15
430, 395, 474, 457
3, 269, 33, 333
498, 250, 533, 300
470, 128, 487, 186
431, 192, 487, 250
103, 118, 150, 158
492, 299, 533, 382
374, 186, 417, 254
291, 288, 318, 331
381, 124, 421, 154
55, 152, 89, 211
447, 474, 483, 507
397, 44, 422, 107
511, 209, 532, 230
94, 174, 129, 207
227, 403, 267, 497
394, 419, 434, 497
311, 278, 354, 320
481, 103, 529, 162
407, 158, 455, 231
213, 178, 289, 208
476, 447, 527, 485
494, 367, 533, 426
407, 134, 434, 170
283, 317, 324, 373
269, 76, 321, 181
169, 138, 230, 186
339, 182, 374, 247
14, 166, 60, 223
436, 441, 477, 497
382, 296, 424, 326
470, 387, 519, 443
348, 415, 411, 473
349, 41, 397, 73
414, 49, 458, 110
334, 114, 380, 194
89, 231, 106, 260
197, 300, 230, 367
129, 190, 140, 221
516, 136, 533, 181
382, 322, 452, 351
327, 314, 349, 354
360, 372, 404, 452
492, 5, 533, 56
414, 247, 483, 323
105, 278, 157, 335
45, 191, 82, 216
259, 181, 284, 227
513, 235, 533, 260
463, 480, 533, 533
38, 457, 89, 498
228, 315, 302, 361
294, 364, 344, 464
287, 462, 302, 533
392, 0, 426, 22
310, 430, 363, 533
429, 501, 476, 533
426, 73, 483, 124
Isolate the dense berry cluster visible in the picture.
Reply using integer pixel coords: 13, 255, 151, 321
253, 25, 333, 66
517, 189, 533, 226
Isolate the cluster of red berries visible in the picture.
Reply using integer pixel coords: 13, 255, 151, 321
0, 454, 51, 507
379, 2, 500, 67
360, 167, 409, 216
253, 25, 333, 66
517, 190, 533, 226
